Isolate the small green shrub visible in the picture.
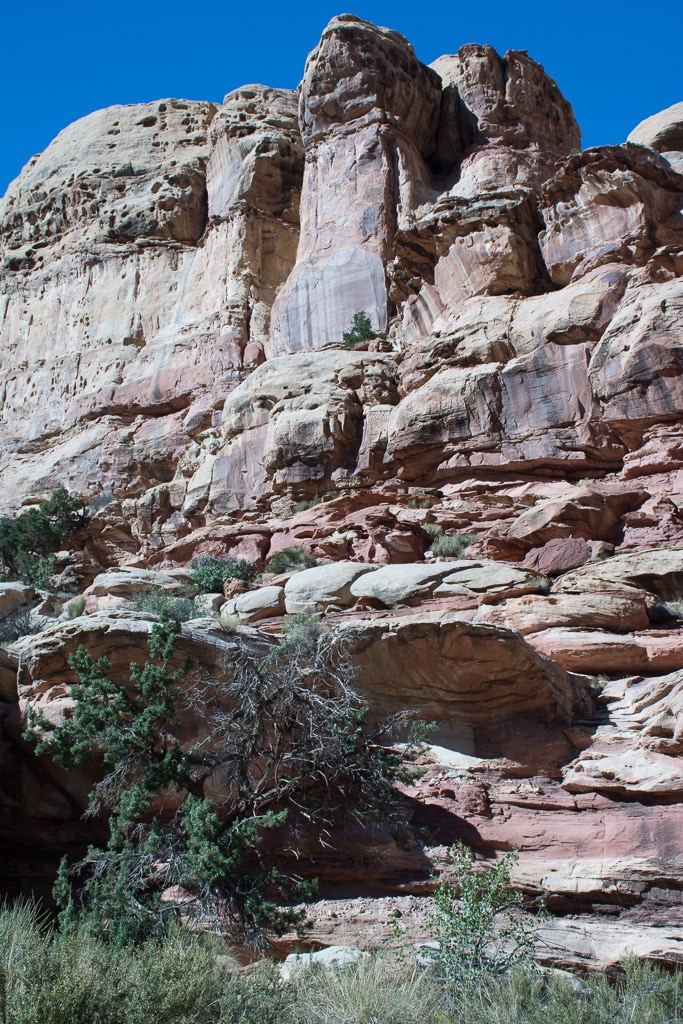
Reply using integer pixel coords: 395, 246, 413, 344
0, 488, 87, 588
342, 310, 377, 349
664, 597, 683, 619
1, 903, 682, 1024
293, 495, 322, 513
430, 533, 476, 558
441, 957, 683, 1024
191, 554, 257, 593
217, 960, 291, 1024
429, 843, 541, 987
275, 613, 323, 658
266, 546, 318, 574
0, 902, 228, 1024
421, 523, 443, 539
131, 588, 195, 623
67, 596, 86, 619
14, 552, 57, 590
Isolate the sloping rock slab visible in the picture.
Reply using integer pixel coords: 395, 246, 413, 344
224, 585, 285, 623
477, 591, 650, 635
528, 627, 683, 675
554, 549, 683, 599
348, 560, 544, 608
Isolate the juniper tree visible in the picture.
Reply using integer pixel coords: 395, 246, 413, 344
342, 310, 377, 348
25, 612, 417, 947
0, 487, 88, 586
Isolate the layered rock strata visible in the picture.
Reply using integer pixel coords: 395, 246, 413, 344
1, 14, 683, 968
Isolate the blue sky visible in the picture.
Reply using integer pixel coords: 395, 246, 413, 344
1, 0, 681, 196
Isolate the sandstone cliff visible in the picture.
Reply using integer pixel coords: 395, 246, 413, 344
1, 14, 683, 969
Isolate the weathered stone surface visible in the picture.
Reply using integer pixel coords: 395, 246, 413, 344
476, 590, 650, 635
539, 146, 683, 286
349, 563, 457, 606
269, 15, 441, 355
628, 102, 683, 154
2, 16, 683, 963
430, 44, 580, 194
281, 946, 368, 981
226, 585, 285, 623
554, 549, 683, 598
279, 896, 683, 972
207, 85, 302, 222
522, 537, 592, 576
504, 486, 647, 547
588, 277, 683, 431
0, 87, 302, 507
284, 562, 378, 614
206, 349, 398, 511
0, 584, 35, 617
84, 566, 191, 598
343, 616, 585, 734
563, 670, 683, 797
527, 627, 683, 675
1, 99, 215, 257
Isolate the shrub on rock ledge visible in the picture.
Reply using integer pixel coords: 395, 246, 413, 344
191, 554, 257, 593
266, 546, 318, 574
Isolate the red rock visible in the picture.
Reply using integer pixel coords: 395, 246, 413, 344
523, 537, 591, 575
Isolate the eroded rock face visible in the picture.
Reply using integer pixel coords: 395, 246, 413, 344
1, 21, 682, 522
1, 18, 683, 967
1, 100, 215, 257
430, 44, 580, 193
0, 88, 303, 503
269, 15, 441, 355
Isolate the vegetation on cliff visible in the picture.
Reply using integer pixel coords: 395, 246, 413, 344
24, 611, 417, 947
0, 488, 87, 589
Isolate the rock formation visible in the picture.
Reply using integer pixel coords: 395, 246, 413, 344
1, 14, 683, 968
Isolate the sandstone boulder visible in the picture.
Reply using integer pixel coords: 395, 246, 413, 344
522, 537, 592, 576
342, 616, 586, 735
85, 567, 192, 598
348, 563, 457, 606
207, 85, 302, 222
224, 585, 285, 624
281, 946, 368, 981
628, 101, 683, 154
504, 486, 647, 547
284, 562, 378, 614
527, 628, 683, 675
193, 593, 225, 616
433, 561, 545, 598
0, 583, 36, 618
